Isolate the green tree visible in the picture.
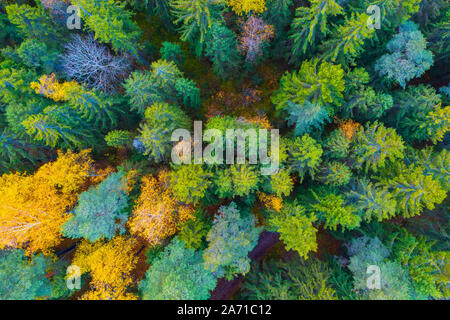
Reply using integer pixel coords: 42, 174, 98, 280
170, 164, 212, 204
353, 121, 405, 172
380, 164, 447, 218
71, 0, 142, 56
318, 161, 352, 186
272, 59, 345, 113
0, 249, 67, 300
310, 192, 361, 231
139, 238, 217, 300
241, 256, 337, 300
285, 134, 323, 182
289, 0, 343, 59
160, 41, 185, 66
203, 202, 260, 279
269, 169, 294, 198
269, 201, 318, 259
62, 171, 130, 242
137, 102, 189, 163
105, 130, 133, 148
205, 23, 241, 80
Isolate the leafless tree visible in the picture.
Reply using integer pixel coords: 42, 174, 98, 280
62, 34, 132, 93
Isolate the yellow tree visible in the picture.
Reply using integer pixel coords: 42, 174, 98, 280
128, 171, 194, 246
227, 0, 266, 15
71, 236, 138, 300
0, 150, 100, 254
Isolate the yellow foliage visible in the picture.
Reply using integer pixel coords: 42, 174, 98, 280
0, 150, 96, 254
338, 118, 360, 140
227, 0, 266, 15
30, 73, 80, 102
258, 192, 283, 212
128, 171, 194, 246
72, 236, 138, 300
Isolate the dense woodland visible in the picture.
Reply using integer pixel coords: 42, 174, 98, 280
0, 0, 449, 300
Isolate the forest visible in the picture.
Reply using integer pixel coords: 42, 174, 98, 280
0, 0, 448, 301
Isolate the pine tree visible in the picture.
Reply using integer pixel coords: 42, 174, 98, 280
205, 23, 242, 80
269, 201, 318, 259
289, 0, 343, 59
375, 21, 433, 88
62, 171, 130, 242
139, 238, 217, 300
285, 134, 323, 182
203, 202, 260, 279
352, 121, 405, 172
170, 164, 212, 204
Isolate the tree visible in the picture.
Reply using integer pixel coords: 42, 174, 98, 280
205, 23, 242, 80
346, 236, 415, 300
174, 77, 201, 109
347, 179, 397, 222
105, 130, 133, 148
170, 164, 212, 204
5, 3, 58, 40
421, 103, 449, 144
241, 256, 337, 300
62, 171, 130, 242
389, 85, 442, 143
16, 39, 59, 73
0, 249, 67, 300
380, 164, 447, 218
269, 169, 293, 198
203, 202, 260, 279
137, 102, 190, 163
323, 129, 350, 159
128, 172, 194, 246
318, 161, 352, 186
62, 34, 131, 93
160, 41, 185, 66
289, 0, 343, 58
375, 21, 433, 88
139, 238, 217, 300
352, 122, 405, 172
170, 0, 223, 44
285, 100, 330, 136
269, 201, 317, 259
72, 236, 138, 300
230, 164, 260, 196
285, 134, 323, 182
0, 150, 96, 254
309, 192, 361, 231
227, 0, 266, 15
272, 59, 345, 113
0, 129, 39, 173
406, 147, 449, 190
71, 0, 142, 56
322, 12, 375, 64
238, 16, 274, 64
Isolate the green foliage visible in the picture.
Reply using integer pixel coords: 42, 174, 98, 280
105, 130, 133, 148
269, 201, 318, 259
389, 229, 449, 299
324, 129, 350, 159
0, 249, 66, 300
203, 202, 260, 279
171, 164, 212, 204
380, 164, 447, 218
205, 23, 241, 80
62, 171, 130, 242
347, 179, 397, 222
137, 102, 189, 162
353, 121, 405, 172
375, 21, 433, 88
389, 85, 442, 143
318, 161, 352, 186
160, 41, 184, 66
139, 238, 217, 300
285, 134, 323, 182
289, 0, 343, 58
16, 39, 59, 73
272, 59, 345, 112
322, 12, 375, 64
269, 169, 293, 198
310, 192, 361, 231
71, 0, 142, 55
178, 218, 210, 250
241, 256, 337, 300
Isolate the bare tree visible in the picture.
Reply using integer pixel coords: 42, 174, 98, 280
62, 34, 132, 93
